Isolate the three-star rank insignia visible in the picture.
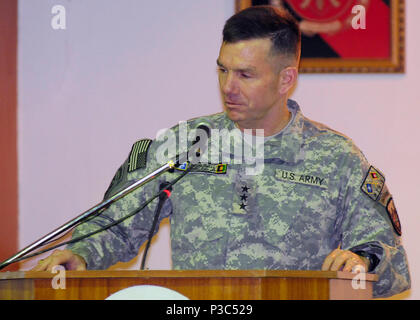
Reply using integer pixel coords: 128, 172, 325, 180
361, 166, 385, 201
232, 184, 250, 214
239, 185, 249, 211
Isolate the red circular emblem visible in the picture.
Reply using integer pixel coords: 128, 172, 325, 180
285, 0, 359, 22
281, 0, 370, 35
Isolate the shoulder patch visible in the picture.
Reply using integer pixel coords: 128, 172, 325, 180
361, 166, 385, 201
386, 198, 402, 236
361, 166, 402, 236
128, 139, 152, 172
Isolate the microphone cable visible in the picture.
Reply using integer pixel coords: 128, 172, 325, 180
140, 182, 172, 270
8, 167, 191, 266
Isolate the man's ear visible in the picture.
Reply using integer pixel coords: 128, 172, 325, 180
278, 67, 298, 96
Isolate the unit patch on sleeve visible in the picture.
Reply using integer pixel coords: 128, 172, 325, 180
361, 166, 385, 201
128, 139, 152, 172
361, 166, 402, 236
386, 197, 402, 236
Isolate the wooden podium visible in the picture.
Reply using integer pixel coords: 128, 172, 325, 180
0, 270, 377, 300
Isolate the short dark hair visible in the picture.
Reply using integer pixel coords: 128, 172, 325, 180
223, 5, 301, 59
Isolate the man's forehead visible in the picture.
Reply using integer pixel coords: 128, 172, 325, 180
219, 38, 272, 55
218, 38, 273, 67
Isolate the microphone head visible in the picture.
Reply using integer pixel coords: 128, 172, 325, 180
195, 122, 211, 139
188, 122, 212, 163
190, 122, 212, 146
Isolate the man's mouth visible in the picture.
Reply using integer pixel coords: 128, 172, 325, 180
225, 100, 242, 107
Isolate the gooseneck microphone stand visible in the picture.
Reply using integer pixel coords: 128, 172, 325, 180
0, 124, 211, 271
0, 160, 176, 271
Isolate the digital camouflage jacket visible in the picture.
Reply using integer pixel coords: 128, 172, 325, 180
68, 100, 410, 298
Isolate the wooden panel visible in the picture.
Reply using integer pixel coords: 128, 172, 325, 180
0, 270, 377, 300
0, 0, 18, 271
14, 269, 378, 280
329, 279, 373, 300
0, 279, 33, 300
262, 277, 330, 300
31, 277, 263, 300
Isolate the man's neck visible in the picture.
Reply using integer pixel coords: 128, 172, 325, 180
235, 101, 292, 137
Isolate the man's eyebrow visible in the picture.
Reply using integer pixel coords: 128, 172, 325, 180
216, 59, 256, 73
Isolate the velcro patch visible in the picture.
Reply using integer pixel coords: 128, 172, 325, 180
128, 139, 152, 172
188, 163, 228, 174
361, 166, 385, 201
275, 169, 327, 189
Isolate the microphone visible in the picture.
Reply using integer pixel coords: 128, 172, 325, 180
194, 122, 212, 140
0, 124, 210, 270
176, 123, 212, 167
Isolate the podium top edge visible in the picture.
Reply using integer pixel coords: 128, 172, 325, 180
0, 269, 378, 281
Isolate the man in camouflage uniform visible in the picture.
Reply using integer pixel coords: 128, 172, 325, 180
34, 6, 410, 298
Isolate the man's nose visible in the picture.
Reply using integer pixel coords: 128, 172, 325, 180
222, 73, 239, 96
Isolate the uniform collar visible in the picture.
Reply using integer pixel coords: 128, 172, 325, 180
222, 99, 305, 164
263, 99, 305, 164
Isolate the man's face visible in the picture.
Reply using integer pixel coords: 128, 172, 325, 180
217, 38, 287, 129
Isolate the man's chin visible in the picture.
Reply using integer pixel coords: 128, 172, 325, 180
225, 110, 242, 122
225, 106, 244, 120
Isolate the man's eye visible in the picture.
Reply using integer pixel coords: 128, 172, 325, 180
240, 73, 252, 79
218, 67, 227, 73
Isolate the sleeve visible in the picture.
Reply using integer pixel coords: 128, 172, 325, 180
66, 139, 173, 270
337, 153, 411, 298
